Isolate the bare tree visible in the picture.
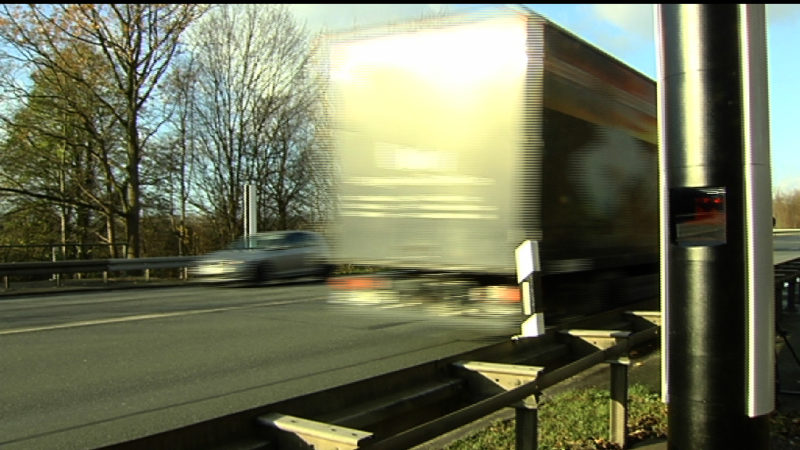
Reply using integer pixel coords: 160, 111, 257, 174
774, 188, 800, 228
157, 55, 201, 255
187, 4, 323, 242
0, 47, 125, 256
0, 4, 208, 257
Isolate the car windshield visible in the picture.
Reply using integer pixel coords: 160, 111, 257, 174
226, 234, 288, 250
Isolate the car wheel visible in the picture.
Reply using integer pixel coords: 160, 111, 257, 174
317, 264, 334, 281
254, 263, 273, 283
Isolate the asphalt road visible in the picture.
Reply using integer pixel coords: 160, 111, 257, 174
3, 231, 799, 450
1, 280, 521, 450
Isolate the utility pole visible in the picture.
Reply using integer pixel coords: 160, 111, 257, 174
244, 184, 257, 236
656, 4, 773, 448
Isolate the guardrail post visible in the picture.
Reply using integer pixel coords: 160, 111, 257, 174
3, 275, 8, 290
145, 268, 150, 282
562, 330, 632, 447
453, 361, 544, 450
103, 271, 108, 284
608, 357, 631, 448
51, 245, 61, 286
789, 276, 798, 312
515, 393, 540, 450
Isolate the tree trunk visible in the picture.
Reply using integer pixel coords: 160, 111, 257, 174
125, 104, 141, 258
106, 213, 117, 259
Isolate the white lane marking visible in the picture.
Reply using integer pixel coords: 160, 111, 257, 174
0, 298, 319, 336
380, 303, 421, 309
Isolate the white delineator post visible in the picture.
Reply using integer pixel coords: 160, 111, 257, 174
515, 240, 545, 337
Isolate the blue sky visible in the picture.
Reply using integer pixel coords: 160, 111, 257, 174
289, 4, 800, 194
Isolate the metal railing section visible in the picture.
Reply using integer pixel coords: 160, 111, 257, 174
109, 305, 661, 450
0, 256, 197, 289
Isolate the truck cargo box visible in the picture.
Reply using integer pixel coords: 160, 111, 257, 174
317, 5, 658, 278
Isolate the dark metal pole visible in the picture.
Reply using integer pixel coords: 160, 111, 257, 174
515, 395, 539, 450
657, 4, 773, 449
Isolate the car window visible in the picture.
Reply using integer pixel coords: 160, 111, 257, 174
225, 234, 288, 250
285, 232, 309, 247
254, 234, 289, 249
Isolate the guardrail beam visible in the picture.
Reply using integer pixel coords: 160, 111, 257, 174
454, 361, 545, 450
0, 256, 197, 289
259, 413, 373, 450
561, 329, 632, 351
625, 311, 662, 328
453, 361, 545, 396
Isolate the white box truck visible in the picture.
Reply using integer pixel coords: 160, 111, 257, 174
317, 5, 659, 320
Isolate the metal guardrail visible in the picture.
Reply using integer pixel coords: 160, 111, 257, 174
106, 303, 661, 450
773, 229, 800, 235
0, 256, 198, 289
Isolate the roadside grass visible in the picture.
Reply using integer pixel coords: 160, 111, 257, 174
771, 407, 800, 449
442, 383, 800, 449
443, 383, 667, 450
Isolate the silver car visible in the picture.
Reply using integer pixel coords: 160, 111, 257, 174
189, 230, 334, 284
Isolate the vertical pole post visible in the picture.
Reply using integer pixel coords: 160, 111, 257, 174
515, 240, 545, 338
609, 357, 630, 448
515, 395, 539, 450
244, 184, 257, 236
51, 245, 60, 286
75, 244, 82, 281
657, 5, 773, 448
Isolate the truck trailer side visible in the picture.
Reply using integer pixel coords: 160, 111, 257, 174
318, 6, 659, 319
